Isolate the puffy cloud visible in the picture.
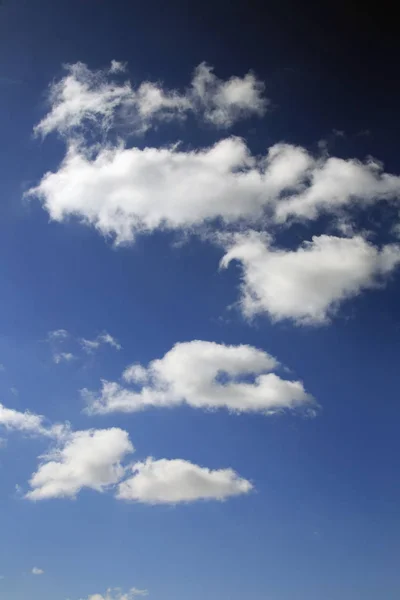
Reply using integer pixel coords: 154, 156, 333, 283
84, 340, 313, 415
191, 62, 267, 127
81, 332, 122, 353
26, 428, 133, 500
117, 457, 253, 504
275, 155, 400, 223
86, 588, 148, 600
34, 61, 267, 138
221, 232, 400, 325
0, 402, 64, 438
28, 140, 312, 244
31, 567, 44, 575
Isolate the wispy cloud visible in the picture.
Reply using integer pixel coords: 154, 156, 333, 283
81, 332, 122, 354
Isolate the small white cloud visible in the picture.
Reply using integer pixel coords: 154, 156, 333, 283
117, 457, 253, 504
221, 232, 400, 325
191, 61, 267, 127
53, 352, 76, 364
26, 428, 134, 500
81, 332, 121, 353
0, 437, 7, 448
86, 588, 148, 600
34, 61, 267, 138
84, 340, 313, 415
0, 364, 5, 372
32, 567, 44, 575
47, 329, 69, 341
10, 387, 18, 396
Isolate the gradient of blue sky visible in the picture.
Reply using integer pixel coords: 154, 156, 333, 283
1, 1, 400, 599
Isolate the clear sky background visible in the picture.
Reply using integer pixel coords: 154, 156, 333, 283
1, 1, 400, 599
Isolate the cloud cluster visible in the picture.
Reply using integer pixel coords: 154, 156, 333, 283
31, 567, 44, 575
221, 232, 400, 324
34, 61, 267, 137
47, 328, 121, 363
29, 60, 400, 327
84, 340, 313, 415
1, 399, 252, 504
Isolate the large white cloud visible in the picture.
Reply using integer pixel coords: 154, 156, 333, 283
28, 140, 314, 244
34, 61, 267, 137
221, 232, 400, 324
83, 340, 313, 415
26, 428, 133, 500
29, 130, 400, 245
117, 457, 252, 504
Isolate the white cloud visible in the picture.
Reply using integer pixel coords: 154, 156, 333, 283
81, 332, 122, 353
0, 402, 64, 438
221, 232, 400, 324
47, 329, 69, 341
53, 352, 76, 364
26, 428, 133, 500
191, 62, 267, 127
31, 126, 400, 246
0, 364, 5, 372
86, 588, 148, 600
34, 61, 267, 138
117, 457, 253, 504
275, 154, 400, 223
84, 340, 313, 415
32, 567, 44, 575
29, 139, 310, 245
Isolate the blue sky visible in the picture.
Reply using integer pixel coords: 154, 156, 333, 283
1, 1, 400, 599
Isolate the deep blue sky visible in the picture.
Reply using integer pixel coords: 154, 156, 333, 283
1, 1, 400, 599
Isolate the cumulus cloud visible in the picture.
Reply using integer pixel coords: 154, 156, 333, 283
30, 115, 400, 245
86, 588, 148, 600
0, 402, 65, 438
31, 567, 44, 575
84, 340, 313, 415
191, 62, 267, 127
34, 61, 267, 138
26, 428, 133, 500
117, 457, 253, 504
275, 155, 400, 223
221, 232, 400, 324
81, 332, 122, 353
28, 140, 313, 244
